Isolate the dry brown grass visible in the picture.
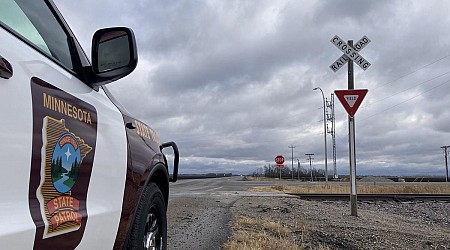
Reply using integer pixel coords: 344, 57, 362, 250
250, 183, 450, 194
243, 176, 274, 181
224, 216, 332, 250
223, 216, 306, 250
272, 184, 288, 191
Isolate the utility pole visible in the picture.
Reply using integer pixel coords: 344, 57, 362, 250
289, 145, 295, 180
306, 153, 314, 181
441, 145, 450, 182
327, 93, 338, 179
297, 159, 301, 180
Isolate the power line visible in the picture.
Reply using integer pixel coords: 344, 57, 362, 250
372, 54, 450, 91
361, 70, 450, 109
323, 78, 450, 149
360, 78, 450, 123
332, 71, 450, 147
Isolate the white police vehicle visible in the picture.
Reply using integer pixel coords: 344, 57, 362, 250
0, 1, 179, 249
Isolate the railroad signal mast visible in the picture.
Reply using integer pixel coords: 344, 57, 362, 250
330, 35, 371, 217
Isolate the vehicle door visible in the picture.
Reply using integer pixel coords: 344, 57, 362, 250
0, 1, 127, 249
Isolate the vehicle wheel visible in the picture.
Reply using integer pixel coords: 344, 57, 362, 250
127, 182, 167, 250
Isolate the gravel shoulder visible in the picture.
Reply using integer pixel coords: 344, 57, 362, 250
167, 195, 237, 249
229, 196, 450, 249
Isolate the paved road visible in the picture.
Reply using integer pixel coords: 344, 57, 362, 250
167, 176, 290, 249
169, 176, 313, 195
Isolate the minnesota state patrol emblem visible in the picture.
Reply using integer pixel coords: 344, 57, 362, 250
38, 116, 92, 238
29, 77, 97, 248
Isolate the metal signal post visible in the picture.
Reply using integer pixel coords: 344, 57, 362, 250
331, 35, 371, 217
347, 40, 357, 216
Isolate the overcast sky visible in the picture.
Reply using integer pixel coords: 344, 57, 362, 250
54, 0, 450, 176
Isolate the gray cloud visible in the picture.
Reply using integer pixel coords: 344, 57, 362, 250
55, 0, 450, 176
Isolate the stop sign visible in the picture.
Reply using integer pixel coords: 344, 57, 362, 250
275, 155, 285, 165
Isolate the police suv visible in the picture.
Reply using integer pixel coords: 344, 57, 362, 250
0, 1, 179, 249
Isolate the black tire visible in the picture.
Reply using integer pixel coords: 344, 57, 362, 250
127, 182, 167, 250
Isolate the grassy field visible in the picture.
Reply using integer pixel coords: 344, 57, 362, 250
250, 183, 450, 194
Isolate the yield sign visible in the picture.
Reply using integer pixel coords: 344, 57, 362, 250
334, 89, 368, 117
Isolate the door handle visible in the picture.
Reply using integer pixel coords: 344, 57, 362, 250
0, 56, 13, 79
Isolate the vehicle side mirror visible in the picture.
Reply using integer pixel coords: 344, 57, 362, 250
89, 27, 138, 87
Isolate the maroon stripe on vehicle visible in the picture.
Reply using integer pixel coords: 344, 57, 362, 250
102, 86, 164, 249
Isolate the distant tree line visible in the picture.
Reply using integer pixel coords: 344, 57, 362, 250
252, 164, 326, 181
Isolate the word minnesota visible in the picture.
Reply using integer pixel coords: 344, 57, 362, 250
43, 93, 92, 124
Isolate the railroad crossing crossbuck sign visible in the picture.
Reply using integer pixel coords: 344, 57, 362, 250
330, 35, 371, 72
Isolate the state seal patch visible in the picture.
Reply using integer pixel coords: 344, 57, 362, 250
38, 116, 92, 238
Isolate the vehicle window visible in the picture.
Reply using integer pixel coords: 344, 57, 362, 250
0, 0, 73, 70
